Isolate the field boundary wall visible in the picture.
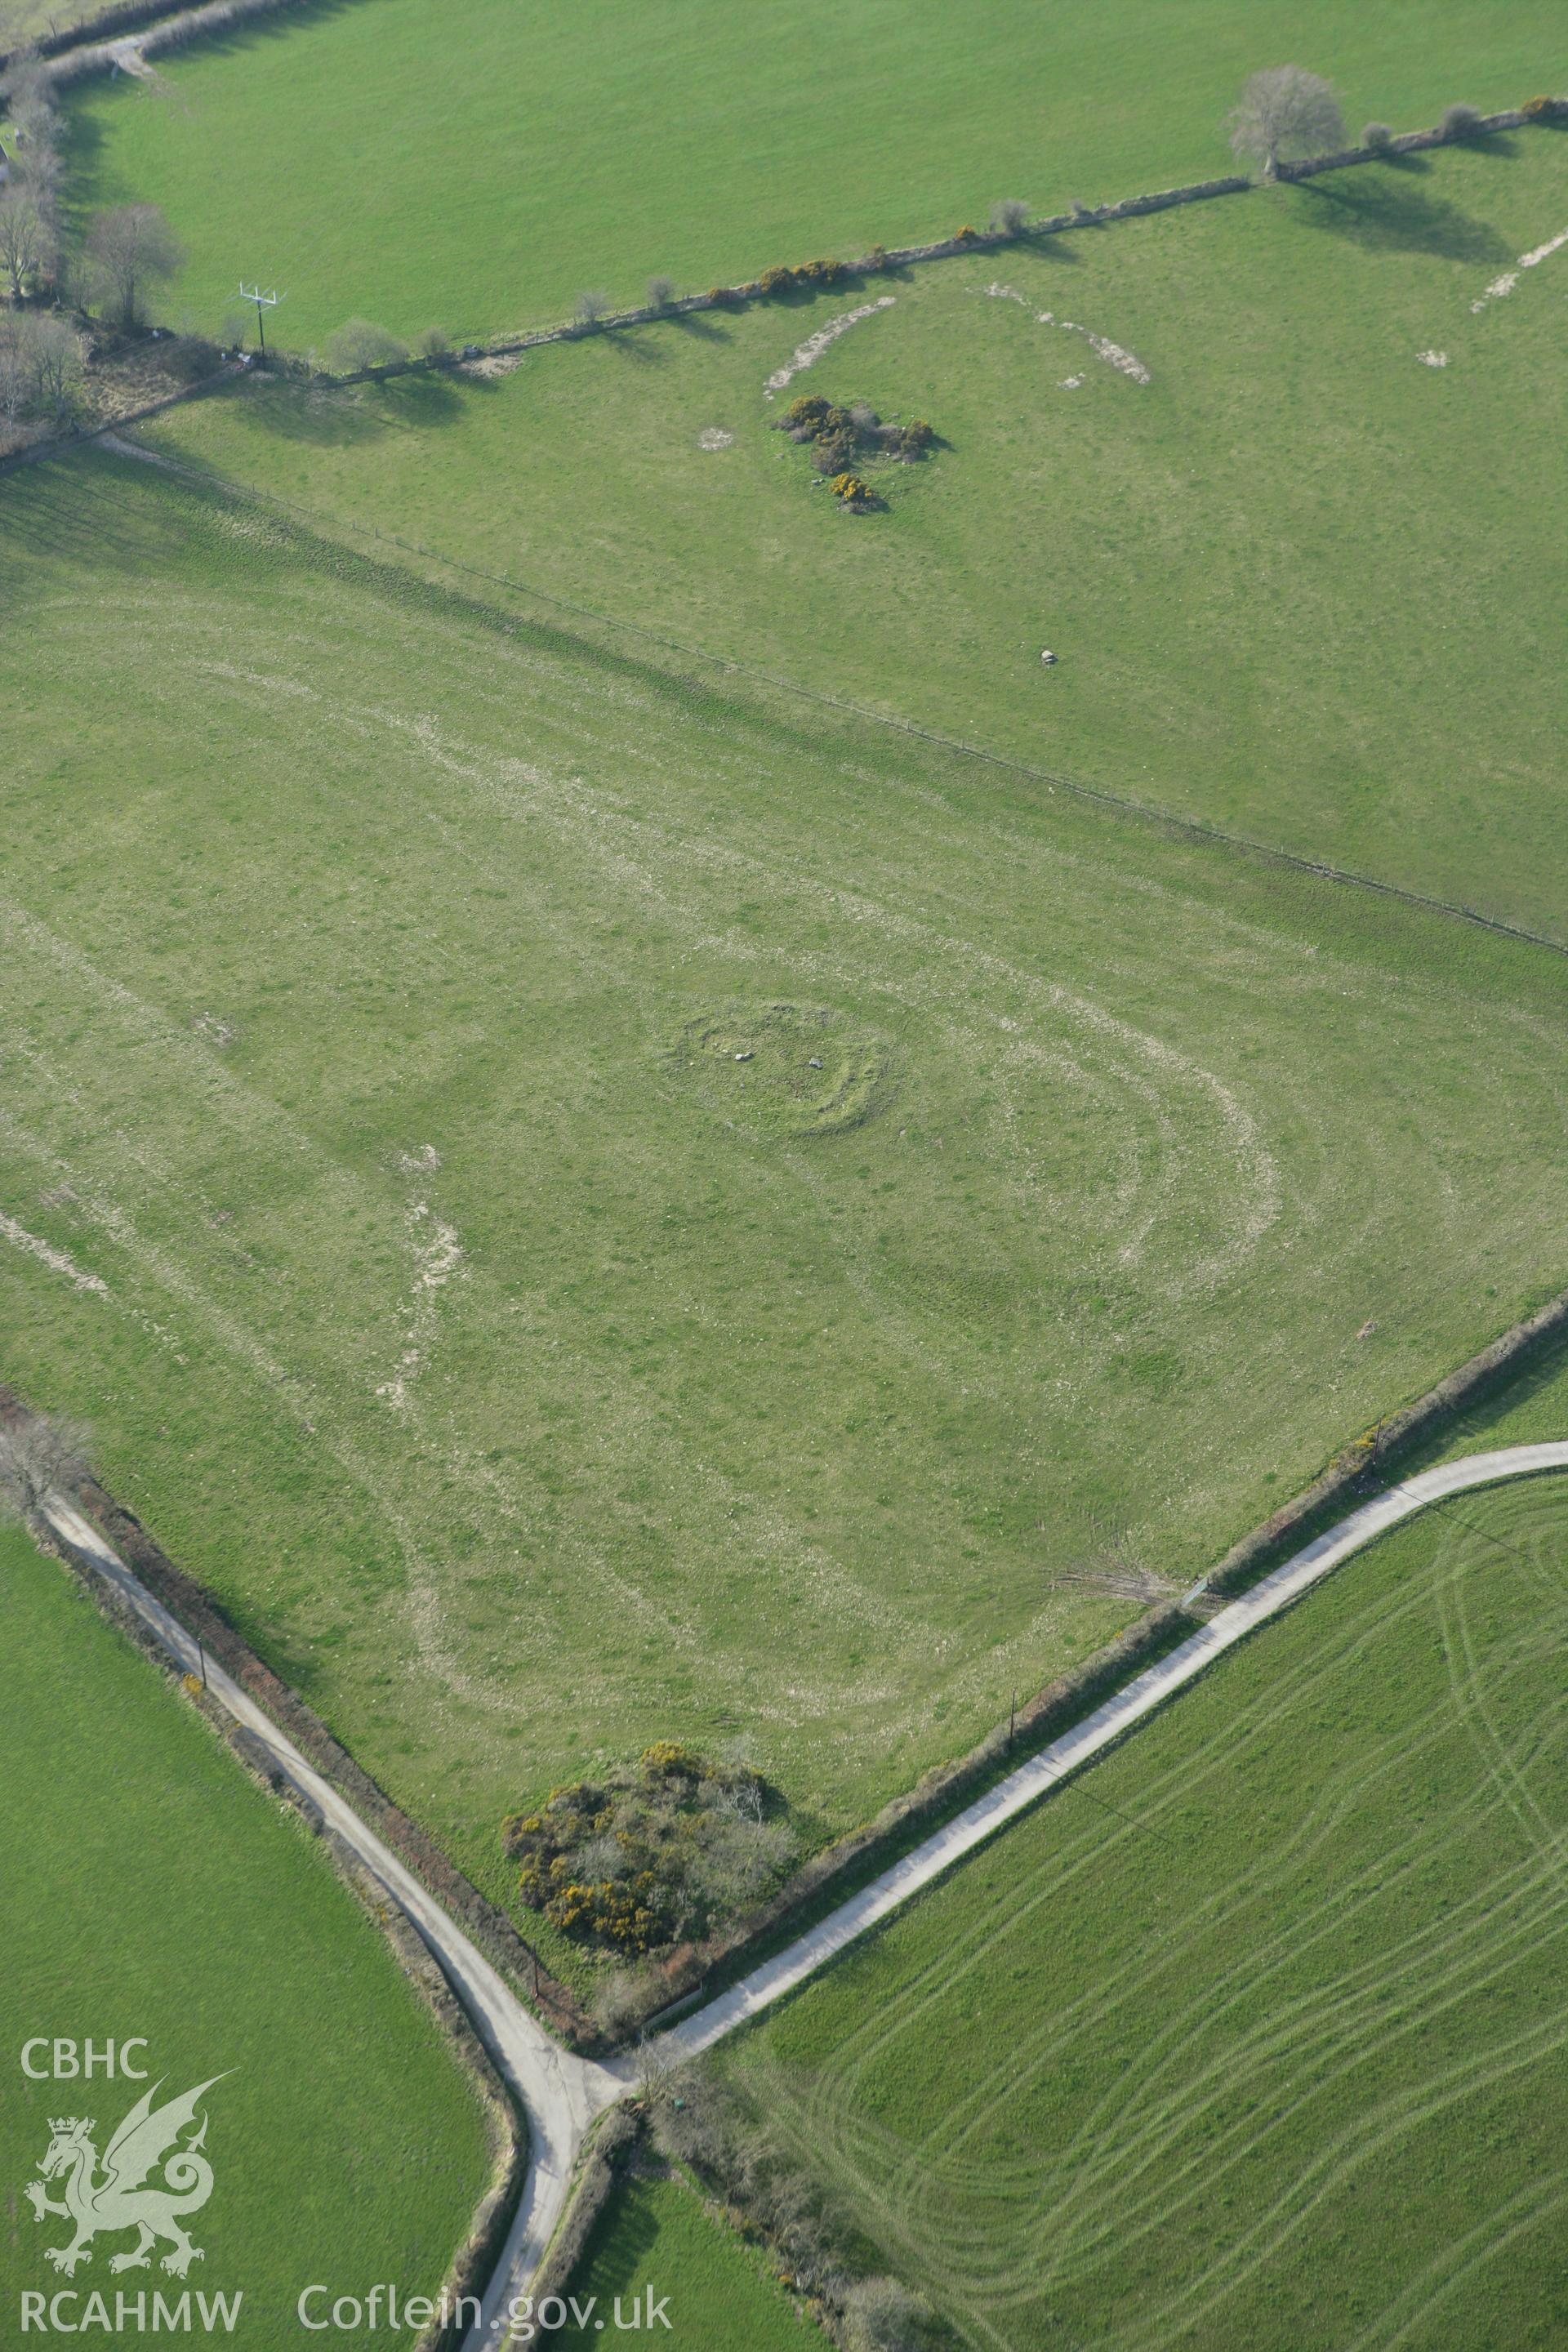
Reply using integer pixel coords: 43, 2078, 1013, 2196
7, 1200, 1568, 2056
1203, 1278, 1568, 1597
5, 1288, 1568, 2047
332, 109, 1533, 386
629, 1272, 1568, 2029
0, 91, 1549, 461
526, 2107, 643, 2336
19, 1492, 528, 2352
0, 1378, 600, 2051
5, 0, 338, 77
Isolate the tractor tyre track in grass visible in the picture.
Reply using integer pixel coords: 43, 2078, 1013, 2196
35, 1442, 1568, 2344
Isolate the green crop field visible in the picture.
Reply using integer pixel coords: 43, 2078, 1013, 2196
60, 0, 1563, 350
149, 131, 1568, 939
555, 2164, 810, 2349
717, 1473, 1568, 2351
0, 1521, 492, 2338
5, 449, 1568, 1981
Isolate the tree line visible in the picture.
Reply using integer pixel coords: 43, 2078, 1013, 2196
1, 42, 183, 434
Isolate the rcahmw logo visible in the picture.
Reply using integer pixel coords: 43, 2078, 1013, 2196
19, 2039, 241, 2335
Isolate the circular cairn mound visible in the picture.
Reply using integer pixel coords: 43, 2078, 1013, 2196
673, 1002, 894, 1140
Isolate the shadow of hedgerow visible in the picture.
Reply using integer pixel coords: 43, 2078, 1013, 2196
1294, 171, 1514, 266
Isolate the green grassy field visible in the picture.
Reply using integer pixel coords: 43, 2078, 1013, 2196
1419, 1325, 1568, 1467
717, 1473, 1568, 2350
5, 450, 1568, 1980
0, 1521, 492, 2338
60, 0, 1564, 350
2, 2, 96, 39
554, 2164, 812, 2349
148, 132, 1568, 938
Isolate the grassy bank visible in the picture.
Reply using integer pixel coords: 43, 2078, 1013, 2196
555, 2166, 812, 2349
0, 1521, 492, 2338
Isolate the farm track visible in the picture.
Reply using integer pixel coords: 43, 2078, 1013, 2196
38, 1443, 1568, 2345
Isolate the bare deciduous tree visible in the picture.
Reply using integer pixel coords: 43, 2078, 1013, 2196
715, 1775, 765, 1829
645, 274, 675, 310
1227, 66, 1345, 180
591, 1968, 647, 2036
989, 197, 1030, 236
86, 202, 184, 329
321, 316, 408, 372
0, 44, 56, 127
25, 309, 83, 414
0, 334, 31, 430
2, 44, 63, 260
0, 308, 82, 428
0, 1411, 89, 1521
572, 287, 610, 328
16, 127, 62, 210
634, 2033, 677, 2100
0, 188, 52, 302
841, 2278, 932, 2352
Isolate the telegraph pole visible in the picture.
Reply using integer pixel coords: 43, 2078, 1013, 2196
238, 282, 283, 366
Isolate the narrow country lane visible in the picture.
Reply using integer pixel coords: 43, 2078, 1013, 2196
41, 1441, 1568, 2345
37, 1494, 633, 2345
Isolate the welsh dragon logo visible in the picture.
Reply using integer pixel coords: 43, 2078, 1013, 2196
25, 2077, 227, 2278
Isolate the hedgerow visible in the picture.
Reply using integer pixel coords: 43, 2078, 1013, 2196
759, 257, 851, 298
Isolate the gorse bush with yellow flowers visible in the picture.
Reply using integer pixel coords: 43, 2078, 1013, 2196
773, 393, 938, 508
502, 1742, 795, 1954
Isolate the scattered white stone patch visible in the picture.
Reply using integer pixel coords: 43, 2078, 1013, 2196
99, 431, 172, 466
697, 426, 734, 449
763, 296, 897, 398
396, 1143, 443, 1174
411, 1204, 463, 1292
1416, 349, 1450, 367
1060, 373, 1086, 389
0, 1210, 108, 1296
376, 1199, 465, 1413
977, 283, 1150, 383
1520, 225, 1568, 269
464, 350, 526, 379
106, 36, 162, 83
1058, 319, 1152, 384
1470, 225, 1568, 308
